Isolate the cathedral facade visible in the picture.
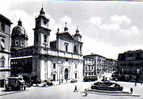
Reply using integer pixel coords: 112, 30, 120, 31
10, 7, 83, 83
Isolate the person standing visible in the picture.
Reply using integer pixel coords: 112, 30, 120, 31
130, 88, 133, 94
84, 89, 87, 96
74, 85, 78, 92
82, 89, 88, 96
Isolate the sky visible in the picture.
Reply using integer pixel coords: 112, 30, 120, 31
1, 0, 143, 59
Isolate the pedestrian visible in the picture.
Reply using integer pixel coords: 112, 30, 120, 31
23, 85, 26, 90
135, 82, 137, 86
74, 85, 77, 92
83, 89, 87, 96
130, 88, 133, 94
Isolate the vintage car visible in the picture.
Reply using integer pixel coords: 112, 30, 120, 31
5, 77, 26, 91
70, 79, 77, 83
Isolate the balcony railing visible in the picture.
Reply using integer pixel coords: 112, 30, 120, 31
40, 48, 83, 60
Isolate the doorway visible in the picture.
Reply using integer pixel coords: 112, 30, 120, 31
64, 68, 68, 80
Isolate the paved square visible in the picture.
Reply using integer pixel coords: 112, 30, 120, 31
0, 81, 143, 99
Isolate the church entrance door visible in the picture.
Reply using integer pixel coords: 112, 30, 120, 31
64, 68, 68, 81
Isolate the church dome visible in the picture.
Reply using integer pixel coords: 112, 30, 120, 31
11, 20, 28, 38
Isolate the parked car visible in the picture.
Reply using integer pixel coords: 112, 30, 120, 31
70, 79, 77, 83
5, 77, 26, 91
45, 80, 53, 86
33, 80, 53, 87
38, 82, 47, 87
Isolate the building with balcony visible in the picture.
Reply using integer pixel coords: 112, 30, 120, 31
83, 54, 117, 79
113, 50, 143, 82
10, 7, 83, 83
83, 54, 106, 79
0, 14, 12, 86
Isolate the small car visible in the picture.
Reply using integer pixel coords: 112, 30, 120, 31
70, 79, 77, 83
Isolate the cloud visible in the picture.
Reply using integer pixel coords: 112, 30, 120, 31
60, 16, 72, 24
2, 1, 143, 59
87, 15, 141, 48
48, 15, 77, 41
110, 15, 131, 26
129, 26, 139, 35
82, 35, 120, 59
58, 16, 77, 35
88, 15, 131, 30
89, 17, 102, 26
99, 23, 120, 30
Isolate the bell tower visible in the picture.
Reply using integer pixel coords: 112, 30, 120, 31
34, 7, 51, 48
73, 26, 82, 55
74, 26, 82, 42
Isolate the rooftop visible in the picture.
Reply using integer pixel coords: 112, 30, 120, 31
0, 14, 12, 25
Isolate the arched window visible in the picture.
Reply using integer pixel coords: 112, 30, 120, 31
53, 63, 56, 69
64, 43, 68, 52
0, 56, 5, 67
74, 45, 78, 54
44, 35, 47, 43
